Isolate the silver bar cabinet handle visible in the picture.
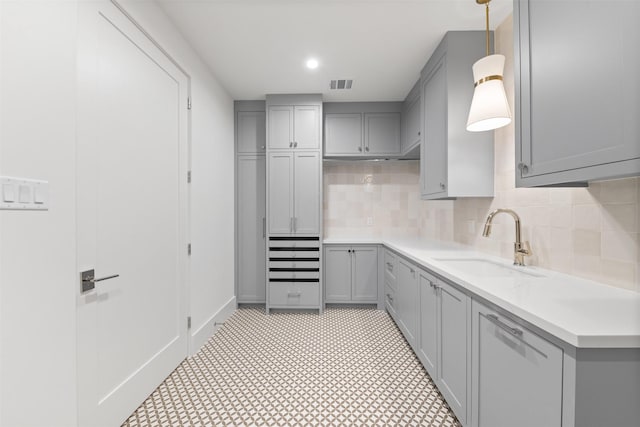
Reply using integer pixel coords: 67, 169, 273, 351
486, 314, 523, 337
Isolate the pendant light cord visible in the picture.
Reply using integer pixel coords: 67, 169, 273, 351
485, 2, 490, 56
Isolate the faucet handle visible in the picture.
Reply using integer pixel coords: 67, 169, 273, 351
519, 241, 532, 256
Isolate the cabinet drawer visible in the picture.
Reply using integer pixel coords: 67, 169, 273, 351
269, 271, 319, 280
269, 282, 320, 307
268, 239, 320, 249
269, 249, 320, 259
269, 260, 319, 269
384, 283, 397, 320
384, 250, 397, 287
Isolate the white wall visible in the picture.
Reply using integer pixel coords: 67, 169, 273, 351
116, 0, 236, 352
0, 1, 235, 425
0, 1, 79, 426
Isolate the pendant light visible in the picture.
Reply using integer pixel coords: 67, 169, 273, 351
466, 0, 512, 132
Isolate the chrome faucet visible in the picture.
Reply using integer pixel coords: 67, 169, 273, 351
482, 208, 532, 266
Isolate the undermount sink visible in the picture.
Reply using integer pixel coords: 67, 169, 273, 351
433, 258, 544, 278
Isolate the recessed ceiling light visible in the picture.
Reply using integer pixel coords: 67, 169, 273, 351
306, 58, 319, 69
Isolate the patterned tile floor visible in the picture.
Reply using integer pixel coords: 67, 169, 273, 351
123, 306, 461, 426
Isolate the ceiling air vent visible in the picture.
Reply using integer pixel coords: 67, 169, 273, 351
330, 79, 353, 90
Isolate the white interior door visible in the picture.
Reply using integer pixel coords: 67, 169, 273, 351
77, 2, 189, 426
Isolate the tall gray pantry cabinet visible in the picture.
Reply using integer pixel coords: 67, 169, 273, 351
235, 101, 267, 303
265, 95, 323, 314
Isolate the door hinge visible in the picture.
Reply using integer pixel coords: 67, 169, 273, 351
187, 171, 192, 183
187, 316, 191, 329
188, 243, 192, 255
187, 97, 192, 110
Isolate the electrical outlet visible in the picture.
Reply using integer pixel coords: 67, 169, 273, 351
366, 217, 374, 226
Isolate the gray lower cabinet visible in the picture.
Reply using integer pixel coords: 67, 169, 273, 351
267, 152, 320, 235
420, 31, 494, 200
471, 300, 562, 427
515, 0, 640, 186
236, 155, 266, 303
438, 280, 471, 425
324, 245, 378, 303
396, 257, 419, 347
417, 269, 438, 376
417, 269, 471, 425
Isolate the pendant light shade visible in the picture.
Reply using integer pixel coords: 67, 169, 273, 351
466, 54, 512, 132
466, 0, 512, 132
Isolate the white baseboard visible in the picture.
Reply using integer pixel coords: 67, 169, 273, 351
189, 296, 236, 356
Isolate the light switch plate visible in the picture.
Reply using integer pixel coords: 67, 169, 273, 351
0, 176, 49, 210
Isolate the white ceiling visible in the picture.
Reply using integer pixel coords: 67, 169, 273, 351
158, 0, 513, 102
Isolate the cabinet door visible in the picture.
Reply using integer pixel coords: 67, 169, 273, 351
396, 258, 419, 348
472, 301, 562, 427
403, 96, 421, 154
293, 152, 320, 234
237, 111, 266, 154
268, 152, 293, 234
364, 113, 401, 156
268, 105, 294, 150
421, 59, 447, 198
516, 0, 640, 185
294, 105, 320, 149
418, 270, 438, 377
438, 280, 470, 425
236, 156, 266, 302
324, 246, 351, 302
351, 246, 378, 302
324, 113, 363, 156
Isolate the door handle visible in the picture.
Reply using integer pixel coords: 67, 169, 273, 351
262, 217, 266, 238
81, 269, 120, 293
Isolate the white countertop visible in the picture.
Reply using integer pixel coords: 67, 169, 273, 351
324, 237, 640, 348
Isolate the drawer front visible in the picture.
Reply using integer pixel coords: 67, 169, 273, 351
384, 250, 397, 288
269, 282, 320, 306
384, 283, 397, 319
268, 239, 320, 249
269, 249, 320, 259
269, 260, 319, 269
269, 270, 319, 280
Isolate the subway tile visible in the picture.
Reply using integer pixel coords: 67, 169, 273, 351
601, 230, 639, 264
572, 230, 601, 257
572, 204, 601, 231
601, 203, 638, 233
599, 178, 638, 204
600, 259, 637, 291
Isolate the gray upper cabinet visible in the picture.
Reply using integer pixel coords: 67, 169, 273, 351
324, 102, 402, 158
267, 104, 320, 150
514, 0, 640, 186
324, 245, 378, 303
471, 300, 562, 427
364, 113, 401, 156
324, 113, 362, 155
401, 80, 421, 158
420, 31, 494, 200
237, 111, 266, 154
